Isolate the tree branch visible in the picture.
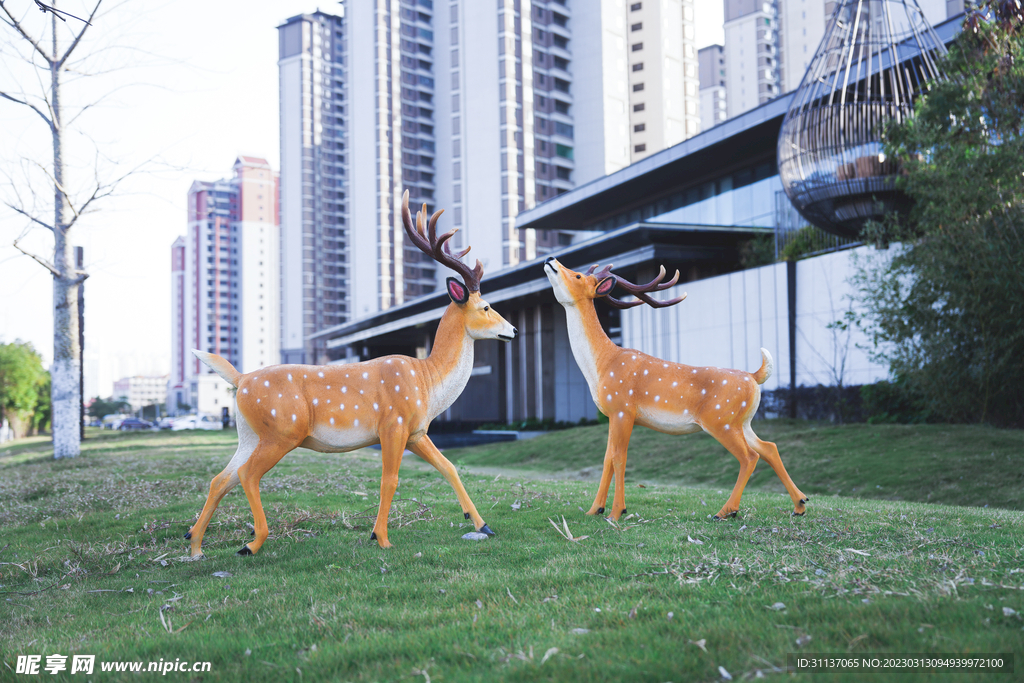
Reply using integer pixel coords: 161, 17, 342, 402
0, 90, 53, 127
2, 200, 54, 232
0, 0, 50, 63
12, 239, 60, 277
57, 0, 103, 69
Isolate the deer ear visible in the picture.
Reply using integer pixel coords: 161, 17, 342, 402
595, 276, 616, 297
446, 277, 469, 304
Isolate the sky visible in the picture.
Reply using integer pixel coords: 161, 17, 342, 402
0, 0, 725, 399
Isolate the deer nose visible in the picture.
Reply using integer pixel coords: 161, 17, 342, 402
512, 327, 518, 337
544, 257, 555, 264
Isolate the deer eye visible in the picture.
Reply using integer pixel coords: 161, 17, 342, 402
576, 274, 581, 279
483, 306, 489, 311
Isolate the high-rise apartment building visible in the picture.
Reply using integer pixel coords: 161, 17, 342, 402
167, 157, 279, 414
698, 44, 727, 130
278, 1, 702, 361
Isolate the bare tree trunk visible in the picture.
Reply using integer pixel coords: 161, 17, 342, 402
49, 11, 81, 458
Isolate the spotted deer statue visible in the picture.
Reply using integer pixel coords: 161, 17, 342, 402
184, 192, 517, 557
544, 257, 808, 521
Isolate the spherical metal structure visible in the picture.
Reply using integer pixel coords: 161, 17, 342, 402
777, 0, 947, 239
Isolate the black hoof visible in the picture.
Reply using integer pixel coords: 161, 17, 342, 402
237, 545, 253, 556
184, 531, 192, 540
622, 509, 627, 515
792, 511, 805, 517
477, 524, 495, 537
713, 515, 723, 521
596, 507, 605, 514
250, 529, 255, 536
370, 531, 378, 541
800, 497, 809, 504
464, 512, 471, 520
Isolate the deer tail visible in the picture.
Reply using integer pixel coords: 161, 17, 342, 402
192, 349, 241, 388
751, 348, 773, 385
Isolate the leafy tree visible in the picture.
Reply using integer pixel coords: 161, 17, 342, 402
87, 396, 129, 419
0, 340, 47, 436
857, 3, 1024, 426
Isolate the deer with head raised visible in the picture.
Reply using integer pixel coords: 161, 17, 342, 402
544, 257, 808, 521
184, 192, 517, 557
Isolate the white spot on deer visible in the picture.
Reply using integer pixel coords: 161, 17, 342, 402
395, 385, 400, 391
318, 372, 324, 378
643, 369, 649, 375
672, 381, 678, 387
326, 386, 331, 390
663, 364, 668, 368
628, 389, 633, 395
716, 404, 721, 409
683, 409, 689, 415
725, 424, 730, 430
398, 416, 403, 424
631, 355, 636, 360
342, 386, 347, 393
410, 369, 416, 377
373, 403, 379, 411
396, 372, 400, 376
242, 388, 248, 394
618, 411, 624, 418
386, 360, 392, 364
256, 398, 261, 404
362, 372, 369, 379
741, 401, 747, 407
701, 389, 706, 395
655, 395, 660, 402
271, 409, 276, 417
291, 414, 297, 422
606, 394, 612, 401
303, 374, 307, 379
416, 399, 421, 406
278, 394, 283, 398
327, 400, 331, 404
294, 395, 299, 399
340, 404, 345, 411
610, 371, 615, 377
692, 369, 697, 374
354, 419, 360, 427
722, 379, 728, 385
287, 374, 293, 381
330, 417, 335, 425
313, 398, 319, 406
264, 380, 270, 387
355, 405, 359, 410
359, 390, 364, 395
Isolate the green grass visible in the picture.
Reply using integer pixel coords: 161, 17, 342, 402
1, 427, 1022, 682
445, 420, 1024, 511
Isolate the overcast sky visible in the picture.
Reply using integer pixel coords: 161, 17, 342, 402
0, 0, 725, 398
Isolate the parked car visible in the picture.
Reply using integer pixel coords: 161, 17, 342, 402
118, 418, 154, 431
171, 414, 223, 431
156, 417, 175, 430
103, 415, 127, 430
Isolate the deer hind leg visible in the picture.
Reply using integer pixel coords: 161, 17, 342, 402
408, 435, 493, 536
709, 428, 760, 520
370, 425, 410, 548
745, 425, 808, 516
235, 435, 301, 556
187, 419, 259, 558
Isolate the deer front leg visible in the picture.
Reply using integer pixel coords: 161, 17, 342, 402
408, 435, 493, 536
586, 445, 615, 516
711, 429, 759, 520
236, 439, 295, 555
371, 426, 409, 548
187, 468, 240, 558
603, 412, 635, 520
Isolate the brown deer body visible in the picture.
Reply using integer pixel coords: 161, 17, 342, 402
185, 194, 516, 556
544, 257, 808, 521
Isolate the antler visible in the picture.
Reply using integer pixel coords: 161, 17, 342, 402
588, 263, 687, 309
401, 190, 484, 291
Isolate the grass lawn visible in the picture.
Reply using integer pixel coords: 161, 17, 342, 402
1, 426, 1022, 682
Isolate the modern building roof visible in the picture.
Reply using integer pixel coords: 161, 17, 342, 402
310, 220, 769, 349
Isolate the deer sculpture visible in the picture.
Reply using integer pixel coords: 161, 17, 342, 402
184, 192, 517, 557
544, 257, 808, 521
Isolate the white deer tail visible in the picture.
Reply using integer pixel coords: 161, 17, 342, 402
192, 350, 241, 387
751, 348, 773, 385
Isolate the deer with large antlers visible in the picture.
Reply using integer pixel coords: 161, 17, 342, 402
184, 192, 517, 557
544, 257, 808, 521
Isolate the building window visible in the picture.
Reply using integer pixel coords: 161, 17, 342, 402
633, 102, 645, 112
630, 2, 642, 10
632, 82, 644, 92
631, 23, 642, 31
631, 42, 643, 52
634, 123, 645, 132
634, 144, 646, 153
632, 62, 643, 72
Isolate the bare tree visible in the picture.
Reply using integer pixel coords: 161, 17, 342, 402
0, 0, 124, 457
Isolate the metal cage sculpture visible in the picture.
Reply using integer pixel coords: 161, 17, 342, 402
777, 0, 948, 238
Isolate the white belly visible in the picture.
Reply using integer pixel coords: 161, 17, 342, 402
304, 423, 379, 453
636, 406, 704, 435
